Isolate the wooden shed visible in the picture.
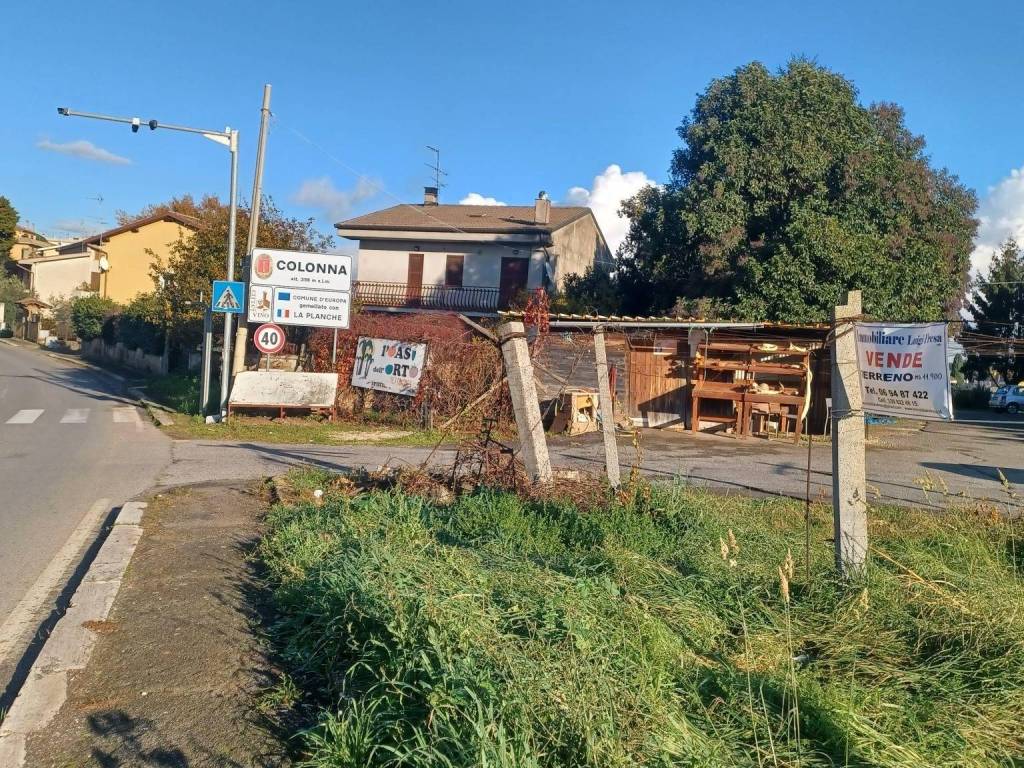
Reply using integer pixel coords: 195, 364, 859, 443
537, 315, 832, 438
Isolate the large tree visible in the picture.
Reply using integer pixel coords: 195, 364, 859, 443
963, 239, 1024, 383
617, 59, 977, 322
154, 195, 334, 344
0, 196, 18, 267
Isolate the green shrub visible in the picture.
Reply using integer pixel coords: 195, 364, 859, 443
260, 480, 1024, 767
70, 295, 118, 341
118, 293, 165, 354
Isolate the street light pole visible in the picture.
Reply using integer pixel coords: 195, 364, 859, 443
56, 106, 240, 417
220, 128, 239, 415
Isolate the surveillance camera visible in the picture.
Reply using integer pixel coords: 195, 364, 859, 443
148, 119, 158, 131
57, 107, 68, 116
131, 117, 140, 133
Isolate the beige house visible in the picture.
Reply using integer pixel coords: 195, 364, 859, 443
336, 189, 611, 314
19, 250, 99, 303
49, 211, 198, 304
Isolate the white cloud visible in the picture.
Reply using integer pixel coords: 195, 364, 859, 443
36, 138, 131, 165
459, 193, 506, 206
970, 165, 1024, 275
51, 219, 99, 236
564, 164, 656, 253
293, 176, 379, 222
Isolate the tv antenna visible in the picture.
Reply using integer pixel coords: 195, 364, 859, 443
425, 145, 447, 192
88, 193, 104, 204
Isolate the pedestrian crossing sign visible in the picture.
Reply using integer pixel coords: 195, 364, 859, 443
212, 280, 246, 314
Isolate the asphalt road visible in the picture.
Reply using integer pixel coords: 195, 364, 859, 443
160, 413, 1024, 513
0, 342, 169, 695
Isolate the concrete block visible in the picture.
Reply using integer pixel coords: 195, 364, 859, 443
0, 670, 67, 734
115, 501, 147, 527
0, 733, 26, 766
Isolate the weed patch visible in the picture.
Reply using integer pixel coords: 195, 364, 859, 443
260, 472, 1024, 766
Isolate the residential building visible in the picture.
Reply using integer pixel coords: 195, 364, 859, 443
48, 211, 198, 304
18, 249, 99, 303
336, 189, 611, 314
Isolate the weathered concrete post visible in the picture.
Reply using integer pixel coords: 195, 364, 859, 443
593, 327, 621, 488
831, 290, 867, 577
496, 321, 552, 484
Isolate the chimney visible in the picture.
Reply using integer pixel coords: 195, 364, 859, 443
534, 190, 550, 225
423, 186, 439, 206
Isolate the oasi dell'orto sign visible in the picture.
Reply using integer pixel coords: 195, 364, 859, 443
351, 337, 428, 397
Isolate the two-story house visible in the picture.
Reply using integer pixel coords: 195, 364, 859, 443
336, 189, 611, 315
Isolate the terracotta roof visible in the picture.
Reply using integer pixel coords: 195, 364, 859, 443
57, 211, 199, 253
336, 204, 591, 235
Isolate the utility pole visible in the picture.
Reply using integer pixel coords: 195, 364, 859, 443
232, 84, 272, 381
593, 327, 621, 488
496, 321, 552, 484
832, 290, 867, 577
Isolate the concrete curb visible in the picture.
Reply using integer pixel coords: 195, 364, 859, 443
128, 387, 176, 427
0, 501, 147, 767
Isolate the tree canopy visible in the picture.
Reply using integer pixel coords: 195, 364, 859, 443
153, 195, 334, 344
964, 239, 1024, 383
611, 59, 978, 322
0, 196, 18, 266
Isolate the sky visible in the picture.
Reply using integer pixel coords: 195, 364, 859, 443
3, 0, 1024, 272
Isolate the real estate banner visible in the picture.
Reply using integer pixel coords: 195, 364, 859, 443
853, 322, 953, 420
351, 337, 427, 396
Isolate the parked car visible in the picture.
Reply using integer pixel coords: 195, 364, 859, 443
990, 384, 1024, 414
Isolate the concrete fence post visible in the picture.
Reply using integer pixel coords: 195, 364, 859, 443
593, 327, 621, 488
832, 290, 867, 577
496, 321, 552, 484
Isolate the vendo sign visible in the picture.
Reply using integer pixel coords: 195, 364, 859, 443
853, 322, 952, 420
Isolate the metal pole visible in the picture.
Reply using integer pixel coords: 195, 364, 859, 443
233, 84, 272, 380
331, 328, 338, 367
201, 307, 213, 414
218, 129, 239, 416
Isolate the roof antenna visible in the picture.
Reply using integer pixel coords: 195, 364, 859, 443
425, 145, 447, 195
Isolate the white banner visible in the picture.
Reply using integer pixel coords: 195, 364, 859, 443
250, 248, 351, 292
351, 337, 427, 396
854, 322, 952, 420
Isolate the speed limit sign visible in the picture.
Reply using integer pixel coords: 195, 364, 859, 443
253, 323, 286, 355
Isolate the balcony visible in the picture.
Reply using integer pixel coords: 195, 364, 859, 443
355, 281, 502, 313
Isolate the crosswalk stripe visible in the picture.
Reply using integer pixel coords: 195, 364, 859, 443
6, 409, 44, 424
60, 408, 90, 424
112, 406, 141, 424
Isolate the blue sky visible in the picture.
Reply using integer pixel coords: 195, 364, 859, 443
4, 0, 1024, 268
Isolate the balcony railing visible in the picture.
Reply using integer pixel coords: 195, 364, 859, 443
355, 281, 501, 313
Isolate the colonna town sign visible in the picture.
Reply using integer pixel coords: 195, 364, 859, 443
247, 248, 352, 329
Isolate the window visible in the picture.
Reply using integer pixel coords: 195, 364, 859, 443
445, 254, 465, 287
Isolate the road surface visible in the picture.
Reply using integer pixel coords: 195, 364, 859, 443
0, 341, 169, 700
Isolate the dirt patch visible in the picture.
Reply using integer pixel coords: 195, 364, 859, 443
327, 428, 413, 442
80, 619, 118, 635
25, 483, 288, 767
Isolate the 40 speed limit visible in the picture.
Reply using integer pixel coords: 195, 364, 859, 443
253, 323, 286, 354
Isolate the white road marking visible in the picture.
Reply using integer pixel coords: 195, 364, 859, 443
0, 497, 112, 670
60, 408, 90, 424
112, 406, 140, 424
6, 409, 44, 425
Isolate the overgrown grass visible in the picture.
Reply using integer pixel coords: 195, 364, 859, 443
145, 372, 203, 414
260, 473, 1024, 766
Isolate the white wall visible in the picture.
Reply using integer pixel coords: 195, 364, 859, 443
355, 239, 546, 289
30, 256, 96, 303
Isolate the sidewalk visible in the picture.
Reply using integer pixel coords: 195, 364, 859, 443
23, 483, 286, 767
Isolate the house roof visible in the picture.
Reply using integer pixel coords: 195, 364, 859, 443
56, 211, 199, 254
336, 204, 592, 236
